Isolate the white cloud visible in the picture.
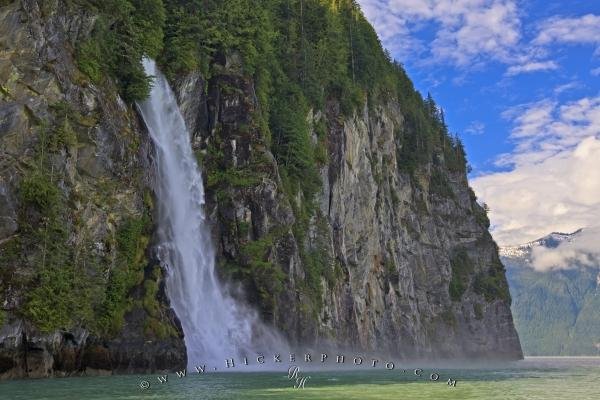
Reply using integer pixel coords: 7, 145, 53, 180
358, 3, 600, 75
531, 228, 600, 271
505, 61, 558, 76
465, 120, 485, 135
359, 0, 417, 52
553, 81, 580, 95
356, 3, 600, 261
358, 0, 522, 67
534, 14, 600, 46
499, 97, 600, 166
472, 96, 600, 246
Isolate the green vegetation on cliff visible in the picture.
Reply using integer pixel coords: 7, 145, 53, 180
449, 247, 509, 303
2, 101, 153, 334
76, 0, 467, 177
449, 249, 474, 301
97, 214, 151, 335
474, 257, 511, 303
77, 0, 165, 101
16, 123, 95, 332
72, 0, 469, 215
71, 0, 473, 319
37, 0, 474, 322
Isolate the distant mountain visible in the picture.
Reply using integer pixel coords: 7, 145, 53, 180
499, 230, 582, 258
501, 230, 600, 356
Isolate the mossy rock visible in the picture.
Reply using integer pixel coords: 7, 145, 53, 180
448, 248, 475, 301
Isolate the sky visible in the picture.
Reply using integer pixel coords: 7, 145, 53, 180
358, 0, 600, 259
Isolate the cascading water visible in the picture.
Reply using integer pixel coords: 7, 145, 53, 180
138, 59, 283, 367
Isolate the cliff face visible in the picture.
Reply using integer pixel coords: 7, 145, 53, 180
0, 0, 521, 379
0, 1, 184, 378
173, 65, 522, 360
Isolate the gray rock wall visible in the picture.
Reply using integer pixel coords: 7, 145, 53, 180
173, 62, 522, 360
0, 0, 185, 379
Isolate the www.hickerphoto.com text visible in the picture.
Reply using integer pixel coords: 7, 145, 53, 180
151, 352, 458, 387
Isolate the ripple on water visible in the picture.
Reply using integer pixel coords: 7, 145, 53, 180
0, 358, 598, 400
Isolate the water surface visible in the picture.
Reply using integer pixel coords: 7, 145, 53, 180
1, 357, 598, 399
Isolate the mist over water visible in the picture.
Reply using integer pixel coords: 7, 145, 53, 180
137, 58, 285, 368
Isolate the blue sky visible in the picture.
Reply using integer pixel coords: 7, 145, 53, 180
358, 0, 600, 251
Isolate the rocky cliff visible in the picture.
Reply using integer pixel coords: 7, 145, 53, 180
0, 0, 184, 378
0, 0, 521, 379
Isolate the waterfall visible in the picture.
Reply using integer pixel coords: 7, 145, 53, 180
137, 59, 282, 367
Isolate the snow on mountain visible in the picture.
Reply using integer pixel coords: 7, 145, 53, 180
499, 229, 583, 259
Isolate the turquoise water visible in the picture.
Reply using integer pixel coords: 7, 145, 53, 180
0, 357, 598, 399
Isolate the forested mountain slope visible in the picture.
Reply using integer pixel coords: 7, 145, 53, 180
502, 232, 600, 355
